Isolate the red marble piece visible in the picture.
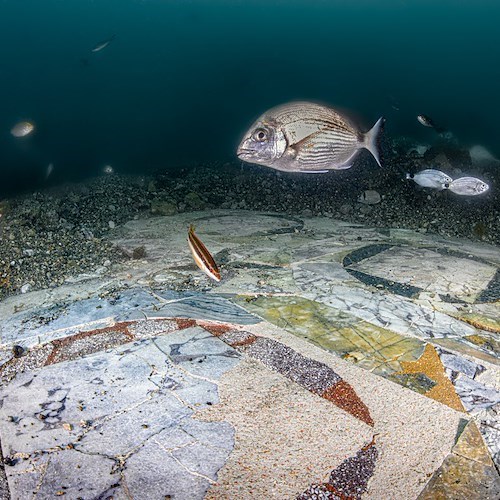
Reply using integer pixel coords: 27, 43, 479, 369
322, 381, 374, 427
44, 322, 134, 366
196, 320, 234, 336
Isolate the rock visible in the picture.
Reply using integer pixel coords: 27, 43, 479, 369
108, 221, 115, 229
359, 204, 374, 215
151, 200, 177, 216
184, 192, 206, 210
20, 283, 31, 294
424, 142, 472, 169
132, 246, 146, 259
358, 190, 381, 205
469, 145, 500, 168
340, 204, 353, 215
301, 209, 313, 217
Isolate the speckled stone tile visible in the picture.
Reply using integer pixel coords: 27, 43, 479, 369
299, 439, 378, 500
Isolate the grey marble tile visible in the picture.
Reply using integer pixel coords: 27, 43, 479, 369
294, 263, 476, 340
0, 288, 160, 347
0, 330, 240, 500
454, 377, 500, 413
151, 291, 260, 324
479, 404, 500, 469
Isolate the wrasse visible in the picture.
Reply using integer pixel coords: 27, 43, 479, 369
187, 225, 221, 282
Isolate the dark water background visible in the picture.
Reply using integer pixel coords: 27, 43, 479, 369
1, 0, 499, 196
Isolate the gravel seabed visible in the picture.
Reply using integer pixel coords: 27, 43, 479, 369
1, 138, 499, 300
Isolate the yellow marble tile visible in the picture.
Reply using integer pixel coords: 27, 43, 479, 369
400, 344, 465, 412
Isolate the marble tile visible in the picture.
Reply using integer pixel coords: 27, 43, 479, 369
235, 295, 426, 382
293, 262, 477, 340
478, 404, 500, 469
400, 344, 465, 412
418, 420, 500, 499
151, 291, 261, 324
454, 377, 500, 413
0, 288, 160, 347
0, 329, 240, 500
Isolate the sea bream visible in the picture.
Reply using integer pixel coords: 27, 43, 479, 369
237, 101, 384, 173
406, 169, 452, 190
448, 177, 489, 196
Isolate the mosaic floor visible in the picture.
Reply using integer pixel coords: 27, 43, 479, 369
0, 210, 499, 499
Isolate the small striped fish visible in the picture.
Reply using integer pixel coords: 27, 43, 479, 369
187, 225, 221, 282
237, 101, 384, 173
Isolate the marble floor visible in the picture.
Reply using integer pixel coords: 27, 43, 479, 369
0, 210, 499, 499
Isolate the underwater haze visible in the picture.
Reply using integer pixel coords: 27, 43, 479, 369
1, 0, 500, 194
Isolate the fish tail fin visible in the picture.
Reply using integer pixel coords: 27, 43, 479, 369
188, 224, 195, 234
363, 117, 385, 167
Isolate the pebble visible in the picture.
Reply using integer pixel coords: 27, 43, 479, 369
358, 190, 381, 205
20, 283, 31, 294
108, 221, 115, 229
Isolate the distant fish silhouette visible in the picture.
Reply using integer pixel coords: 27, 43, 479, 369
91, 34, 116, 53
45, 163, 54, 180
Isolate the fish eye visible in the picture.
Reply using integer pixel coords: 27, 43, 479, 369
253, 128, 268, 142
444, 183, 450, 188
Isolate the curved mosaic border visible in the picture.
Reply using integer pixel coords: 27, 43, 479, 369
342, 244, 500, 304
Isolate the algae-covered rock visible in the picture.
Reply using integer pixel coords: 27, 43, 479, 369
150, 199, 177, 216
184, 192, 206, 210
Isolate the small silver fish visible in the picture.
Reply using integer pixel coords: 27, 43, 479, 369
187, 225, 221, 282
448, 177, 489, 196
417, 114, 435, 128
103, 165, 114, 175
406, 169, 452, 190
417, 114, 445, 134
237, 101, 384, 173
46, 163, 54, 180
92, 34, 116, 53
11, 121, 35, 137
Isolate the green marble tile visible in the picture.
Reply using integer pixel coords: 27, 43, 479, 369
235, 295, 425, 379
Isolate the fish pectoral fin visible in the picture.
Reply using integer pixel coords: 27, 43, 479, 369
289, 131, 323, 153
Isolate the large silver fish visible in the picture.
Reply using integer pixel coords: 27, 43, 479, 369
237, 102, 384, 173
448, 177, 489, 196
